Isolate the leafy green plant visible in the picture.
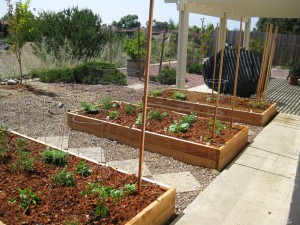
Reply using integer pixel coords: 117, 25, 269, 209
136, 102, 143, 112
290, 62, 300, 77
135, 113, 143, 125
147, 110, 163, 121
112, 102, 120, 108
204, 136, 212, 143
13, 150, 35, 173
124, 32, 147, 60
52, 167, 76, 187
41, 148, 68, 166
12, 187, 41, 211
125, 103, 135, 115
208, 120, 227, 134
108, 111, 119, 120
100, 97, 113, 110
0, 126, 9, 159
156, 66, 176, 85
124, 183, 137, 194
15, 138, 27, 151
179, 112, 197, 125
150, 88, 162, 97
187, 63, 203, 75
169, 121, 190, 133
172, 91, 187, 100
80, 102, 99, 114
76, 161, 92, 177
249, 100, 266, 109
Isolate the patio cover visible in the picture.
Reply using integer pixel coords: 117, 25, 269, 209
165, 0, 300, 88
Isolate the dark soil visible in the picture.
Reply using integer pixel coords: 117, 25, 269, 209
83, 102, 244, 147
159, 89, 274, 113
0, 132, 165, 225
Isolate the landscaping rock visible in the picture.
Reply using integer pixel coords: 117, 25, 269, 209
7, 80, 17, 85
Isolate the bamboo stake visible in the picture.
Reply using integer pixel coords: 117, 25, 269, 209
159, 30, 166, 73
263, 26, 279, 100
138, 26, 142, 80
212, 24, 219, 96
109, 25, 113, 64
255, 24, 270, 104
212, 14, 227, 139
230, 17, 243, 128
169, 30, 173, 67
137, 0, 154, 195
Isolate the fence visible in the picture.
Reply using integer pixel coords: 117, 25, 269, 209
208, 30, 300, 66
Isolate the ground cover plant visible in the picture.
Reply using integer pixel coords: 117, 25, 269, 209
0, 132, 165, 224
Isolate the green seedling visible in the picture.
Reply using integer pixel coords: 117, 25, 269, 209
12, 187, 41, 211
169, 121, 190, 133
125, 103, 135, 115
249, 100, 266, 109
208, 120, 227, 134
124, 183, 137, 194
179, 112, 197, 125
172, 91, 187, 100
13, 150, 35, 173
147, 110, 167, 121
150, 88, 162, 97
108, 111, 119, 120
76, 161, 92, 177
136, 102, 143, 112
112, 102, 120, 108
42, 148, 68, 166
15, 138, 27, 151
52, 167, 76, 187
80, 102, 99, 114
100, 97, 113, 110
135, 113, 143, 125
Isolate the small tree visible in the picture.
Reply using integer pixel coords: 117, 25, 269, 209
6, 0, 34, 83
113, 14, 140, 29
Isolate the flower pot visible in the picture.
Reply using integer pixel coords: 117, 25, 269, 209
126, 60, 145, 77
289, 74, 299, 86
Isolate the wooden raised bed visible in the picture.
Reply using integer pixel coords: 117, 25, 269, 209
0, 130, 175, 225
67, 109, 249, 171
147, 96, 277, 126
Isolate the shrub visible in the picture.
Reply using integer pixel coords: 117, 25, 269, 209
124, 32, 147, 60
156, 66, 176, 85
187, 63, 203, 75
42, 148, 68, 166
38, 62, 127, 85
290, 62, 300, 76
52, 167, 76, 187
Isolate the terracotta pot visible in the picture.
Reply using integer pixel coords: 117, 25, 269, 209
289, 74, 299, 86
126, 59, 145, 77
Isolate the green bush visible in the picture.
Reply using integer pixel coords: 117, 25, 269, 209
187, 63, 203, 75
37, 61, 127, 85
156, 66, 176, 85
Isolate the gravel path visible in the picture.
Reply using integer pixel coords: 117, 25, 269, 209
1, 64, 288, 219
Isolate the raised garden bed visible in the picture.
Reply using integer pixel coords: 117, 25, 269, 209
147, 89, 277, 126
67, 102, 249, 170
0, 129, 175, 225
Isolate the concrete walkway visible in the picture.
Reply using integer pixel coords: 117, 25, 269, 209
172, 113, 300, 225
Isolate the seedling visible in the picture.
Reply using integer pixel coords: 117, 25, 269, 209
80, 102, 99, 114
172, 91, 187, 100
249, 100, 266, 109
100, 97, 113, 110
150, 88, 162, 97
135, 113, 143, 125
136, 102, 143, 112
76, 161, 92, 177
125, 103, 135, 115
208, 120, 227, 135
169, 121, 190, 133
52, 167, 76, 187
11, 187, 41, 211
112, 102, 120, 108
13, 151, 35, 173
108, 111, 119, 120
124, 183, 137, 194
42, 148, 68, 166
147, 110, 168, 121
204, 136, 212, 143
179, 112, 197, 125
15, 138, 27, 151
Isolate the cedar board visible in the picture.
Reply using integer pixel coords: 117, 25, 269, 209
1, 130, 175, 225
67, 111, 249, 171
147, 96, 277, 126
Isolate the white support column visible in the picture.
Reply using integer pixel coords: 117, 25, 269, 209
243, 17, 251, 50
218, 17, 226, 51
176, 3, 189, 89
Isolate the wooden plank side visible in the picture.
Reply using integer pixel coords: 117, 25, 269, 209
126, 188, 176, 225
261, 103, 277, 126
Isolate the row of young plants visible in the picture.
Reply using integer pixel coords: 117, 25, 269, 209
149, 88, 267, 109
80, 98, 228, 141
0, 126, 138, 221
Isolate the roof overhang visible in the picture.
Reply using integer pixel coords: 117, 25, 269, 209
165, 0, 300, 21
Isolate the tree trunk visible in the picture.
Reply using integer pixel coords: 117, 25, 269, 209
17, 50, 23, 84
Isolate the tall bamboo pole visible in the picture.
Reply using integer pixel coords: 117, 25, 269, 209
263, 26, 279, 100
212, 24, 219, 96
159, 30, 166, 73
230, 17, 243, 128
137, 0, 154, 195
212, 13, 227, 139
169, 30, 173, 67
138, 26, 142, 80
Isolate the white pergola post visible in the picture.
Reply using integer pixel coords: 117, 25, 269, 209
243, 17, 251, 50
218, 16, 226, 51
176, 3, 189, 89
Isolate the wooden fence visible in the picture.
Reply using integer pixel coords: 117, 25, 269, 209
208, 30, 300, 66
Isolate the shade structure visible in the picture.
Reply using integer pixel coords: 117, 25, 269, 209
165, 0, 300, 89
